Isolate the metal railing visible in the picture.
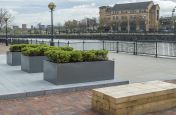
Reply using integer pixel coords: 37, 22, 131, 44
1, 38, 176, 58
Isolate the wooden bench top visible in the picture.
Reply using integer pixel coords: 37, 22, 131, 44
93, 81, 176, 104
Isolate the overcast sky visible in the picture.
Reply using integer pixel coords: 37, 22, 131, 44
1, 0, 176, 27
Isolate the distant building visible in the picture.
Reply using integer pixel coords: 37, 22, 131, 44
22, 24, 27, 29
159, 16, 176, 32
13, 26, 19, 29
159, 17, 173, 32
99, 1, 160, 32
80, 18, 98, 31
31, 25, 34, 29
39, 25, 45, 30
47, 25, 51, 28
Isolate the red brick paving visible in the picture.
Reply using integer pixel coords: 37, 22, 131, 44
0, 81, 175, 115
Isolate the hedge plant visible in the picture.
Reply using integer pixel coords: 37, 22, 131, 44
45, 49, 108, 63
45, 50, 71, 63
22, 45, 50, 56
20, 45, 73, 56
9, 44, 47, 52
9, 44, 28, 52
13, 43, 108, 63
60, 46, 74, 51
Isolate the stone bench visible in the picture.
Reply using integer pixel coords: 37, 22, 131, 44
92, 81, 176, 115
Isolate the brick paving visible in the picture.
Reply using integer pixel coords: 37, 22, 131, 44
0, 81, 174, 115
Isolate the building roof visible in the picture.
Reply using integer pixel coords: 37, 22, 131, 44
111, 1, 153, 11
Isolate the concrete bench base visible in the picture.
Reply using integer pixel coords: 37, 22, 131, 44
92, 81, 176, 115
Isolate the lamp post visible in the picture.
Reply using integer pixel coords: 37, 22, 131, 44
48, 2, 56, 46
172, 6, 176, 33
4, 17, 8, 46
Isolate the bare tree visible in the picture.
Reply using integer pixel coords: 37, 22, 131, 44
64, 20, 78, 33
0, 8, 13, 30
57, 23, 62, 34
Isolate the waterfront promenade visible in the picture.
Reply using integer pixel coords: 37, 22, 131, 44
0, 45, 175, 114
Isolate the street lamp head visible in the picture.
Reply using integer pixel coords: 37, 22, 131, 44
4, 17, 8, 22
48, 2, 56, 10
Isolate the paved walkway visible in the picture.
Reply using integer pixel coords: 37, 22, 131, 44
0, 54, 125, 99
0, 81, 175, 115
109, 53, 176, 83
0, 46, 176, 115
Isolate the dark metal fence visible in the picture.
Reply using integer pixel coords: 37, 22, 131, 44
1, 38, 176, 58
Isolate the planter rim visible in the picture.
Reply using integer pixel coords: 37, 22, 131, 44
45, 60, 114, 65
22, 54, 45, 57
7, 51, 21, 53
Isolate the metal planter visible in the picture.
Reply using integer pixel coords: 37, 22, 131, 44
7, 51, 21, 66
44, 60, 114, 85
21, 55, 47, 73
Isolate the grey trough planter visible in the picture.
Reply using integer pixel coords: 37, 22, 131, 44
7, 51, 21, 66
44, 60, 114, 85
21, 55, 47, 73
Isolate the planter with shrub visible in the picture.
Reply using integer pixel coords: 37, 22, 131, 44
7, 44, 29, 66
44, 50, 114, 85
21, 45, 49, 73
21, 45, 73, 73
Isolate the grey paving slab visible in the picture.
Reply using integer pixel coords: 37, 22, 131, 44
0, 54, 128, 100
109, 53, 176, 83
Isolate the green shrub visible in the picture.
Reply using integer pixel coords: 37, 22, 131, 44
9, 44, 28, 52
22, 45, 50, 56
47, 46, 61, 51
60, 46, 74, 51
45, 49, 108, 63
82, 51, 96, 62
45, 50, 71, 63
22, 48, 41, 56
9, 44, 48, 52
70, 51, 83, 62
94, 50, 108, 61
44, 50, 58, 63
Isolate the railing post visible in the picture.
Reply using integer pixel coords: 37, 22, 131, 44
155, 41, 158, 58
27, 39, 29, 44
58, 40, 60, 46
67, 41, 70, 47
36, 39, 37, 44
116, 41, 119, 53
136, 40, 138, 55
17, 38, 20, 44
83, 40, 85, 51
133, 41, 136, 55
103, 41, 105, 50
31, 39, 32, 44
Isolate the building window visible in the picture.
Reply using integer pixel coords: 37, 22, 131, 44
116, 16, 118, 20
157, 10, 159, 21
113, 16, 116, 20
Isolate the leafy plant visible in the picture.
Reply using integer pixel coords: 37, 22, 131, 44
45, 50, 71, 63
82, 51, 96, 62
22, 48, 41, 56
60, 46, 74, 51
9, 44, 28, 52
70, 51, 83, 62
22, 44, 50, 56
94, 50, 108, 61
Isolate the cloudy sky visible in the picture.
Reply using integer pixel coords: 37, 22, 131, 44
1, 0, 176, 27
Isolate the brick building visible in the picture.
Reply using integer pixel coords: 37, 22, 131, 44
99, 1, 160, 32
